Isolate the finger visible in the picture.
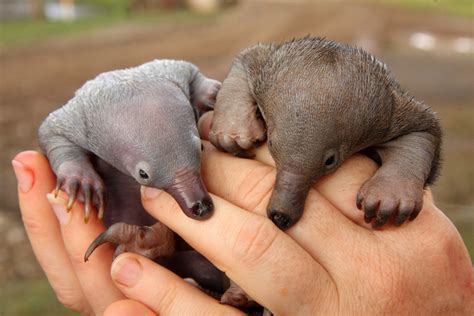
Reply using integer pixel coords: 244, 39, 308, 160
253, 141, 381, 228
50, 192, 125, 314
201, 141, 274, 215
110, 253, 243, 316
314, 155, 380, 228
141, 189, 337, 315
200, 142, 365, 257
13, 151, 91, 313
253, 141, 274, 165
198, 111, 214, 140
314, 155, 438, 234
104, 299, 157, 316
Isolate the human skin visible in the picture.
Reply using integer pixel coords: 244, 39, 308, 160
13, 112, 473, 315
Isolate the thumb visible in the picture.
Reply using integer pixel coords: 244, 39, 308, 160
110, 253, 242, 316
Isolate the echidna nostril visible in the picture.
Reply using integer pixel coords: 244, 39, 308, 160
269, 210, 293, 230
191, 197, 214, 220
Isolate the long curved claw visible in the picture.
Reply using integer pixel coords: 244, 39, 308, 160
54, 178, 62, 198
83, 184, 92, 224
409, 199, 423, 221
84, 223, 175, 263
363, 200, 379, 224
66, 180, 79, 211
84, 223, 130, 262
98, 204, 105, 220
395, 212, 409, 227
84, 231, 109, 262
372, 209, 392, 228
97, 187, 106, 220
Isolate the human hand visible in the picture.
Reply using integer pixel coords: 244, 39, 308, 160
13, 151, 125, 315
12, 150, 245, 316
13, 111, 474, 315
117, 112, 472, 315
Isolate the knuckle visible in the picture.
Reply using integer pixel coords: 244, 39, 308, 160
53, 285, 87, 312
365, 255, 407, 311
237, 166, 275, 213
21, 212, 43, 235
152, 278, 179, 314
231, 216, 279, 267
429, 226, 461, 256
67, 247, 88, 267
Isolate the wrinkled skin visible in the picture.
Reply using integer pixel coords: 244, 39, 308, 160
39, 60, 219, 224
38, 60, 250, 308
210, 37, 442, 230
13, 146, 474, 316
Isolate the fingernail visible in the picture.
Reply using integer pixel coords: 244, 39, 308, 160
111, 256, 142, 287
47, 193, 71, 226
12, 160, 34, 193
141, 186, 162, 200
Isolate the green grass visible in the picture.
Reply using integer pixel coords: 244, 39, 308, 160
0, 278, 78, 316
376, 0, 473, 17
0, 8, 216, 47
0, 15, 123, 46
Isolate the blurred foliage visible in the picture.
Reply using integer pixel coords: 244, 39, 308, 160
78, 0, 131, 13
377, 0, 473, 17
0, 9, 215, 46
454, 217, 474, 261
433, 105, 474, 205
0, 279, 78, 316
0, 15, 125, 45
0, 0, 215, 46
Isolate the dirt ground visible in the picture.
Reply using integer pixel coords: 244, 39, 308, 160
1, 0, 473, 284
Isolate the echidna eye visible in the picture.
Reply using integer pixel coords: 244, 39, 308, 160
139, 169, 149, 179
324, 155, 336, 167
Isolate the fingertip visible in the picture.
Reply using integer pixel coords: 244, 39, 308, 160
13, 150, 50, 171
109, 254, 241, 316
140, 186, 164, 201
253, 142, 275, 166
198, 111, 214, 140
46, 193, 72, 226
12, 159, 34, 193
104, 299, 156, 316
13, 150, 44, 161
13, 150, 55, 193
111, 253, 143, 288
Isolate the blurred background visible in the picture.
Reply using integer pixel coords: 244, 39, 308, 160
0, 0, 472, 314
